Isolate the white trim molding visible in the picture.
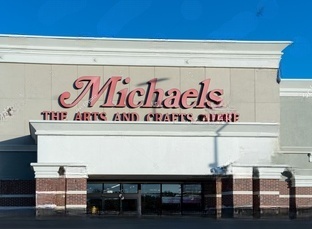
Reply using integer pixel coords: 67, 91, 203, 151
0, 34, 290, 68
36, 204, 86, 209
280, 79, 312, 97
229, 165, 287, 179
293, 174, 312, 187
229, 165, 253, 179
254, 191, 279, 195
280, 195, 312, 198
31, 164, 61, 178
222, 191, 253, 195
36, 204, 87, 210
66, 205, 87, 209
280, 88, 308, 97
31, 163, 88, 179
254, 166, 286, 179
64, 165, 89, 179
278, 146, 312, 155
36, 191, 87, 195
29, 121, 279, 142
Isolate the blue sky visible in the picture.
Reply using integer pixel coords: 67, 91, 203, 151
0, 0, 310, 79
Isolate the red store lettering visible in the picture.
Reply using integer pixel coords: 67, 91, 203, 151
59, 76, 224, 110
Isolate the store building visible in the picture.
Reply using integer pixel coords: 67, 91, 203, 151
0, 34, 311, 218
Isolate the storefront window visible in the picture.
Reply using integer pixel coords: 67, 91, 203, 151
87, 182, 203, 215
182, 184, 202, 213
103, 183, 121, 193
141, 184, 161, 194
87, 183, 102, 194
122, 184, 138, 193
162, 184, 181, 214
141, 184, 161, 215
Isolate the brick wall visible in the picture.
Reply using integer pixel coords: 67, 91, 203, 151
204, 177, 254, 218
66, 178, 86, 191
279, 180, 289, 209
291, 186, 312, 218
36, 178, 65, 192
66, 194, 86, 206
35, 177, 87, 215
254, 178, 280, 216
295, 187, 312, 195
232, 178, 253, 217
232, 179, 253, 207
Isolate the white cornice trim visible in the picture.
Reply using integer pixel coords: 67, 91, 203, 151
31, 163, 88, 178
229, 165, 288, 179
29, 121, 279, 141
34, 130, 278, 138
280, 79, 312, 97
292, 174, 312, 187
229, 165, 253, 179
280, 88, 309, 97
0, 34, 291, 68
255, 167, 284, 179
278, 146, 312, 155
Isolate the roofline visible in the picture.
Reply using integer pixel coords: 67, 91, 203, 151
0, 34, 291, 68
0, 33, 292, 45
281, 79, 312, 81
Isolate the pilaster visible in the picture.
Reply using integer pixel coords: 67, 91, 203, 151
31, 163, 88, 216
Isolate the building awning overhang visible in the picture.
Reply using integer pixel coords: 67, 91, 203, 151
29, 120, 279, 144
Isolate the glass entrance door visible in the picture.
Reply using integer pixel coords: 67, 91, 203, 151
87, 182, 203, 216
101, 183, 139, 215
141, 184, 161, 215
161, 184, 181, 215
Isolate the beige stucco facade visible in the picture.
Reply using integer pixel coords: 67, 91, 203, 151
0, 64, 281, 143
5, 35, 312, 218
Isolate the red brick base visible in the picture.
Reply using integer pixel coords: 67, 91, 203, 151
31, 163, 88, 216
35, 178, 86, 215
204, 175, 312, 219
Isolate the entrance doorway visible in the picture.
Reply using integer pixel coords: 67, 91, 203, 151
87, 183, 139, 215
87, 182, 203, 215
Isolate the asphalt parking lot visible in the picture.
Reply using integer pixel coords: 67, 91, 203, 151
0, 215, 311, 229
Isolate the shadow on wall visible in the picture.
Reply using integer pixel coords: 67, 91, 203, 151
221, 175, 234, 218
281, 170, 297, 219
208, 123, 229, 170
0, 135, 35, 145
252, 167, 260, 218
0, 136, 37, 180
